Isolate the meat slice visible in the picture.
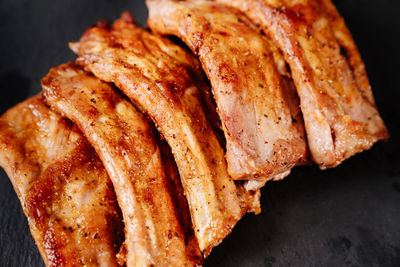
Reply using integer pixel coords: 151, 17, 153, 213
69, 13, 259, 252
42, 63, 202, 266
146, 1, 308, 183
214, 0, 389, 168
0, 95, 124, 267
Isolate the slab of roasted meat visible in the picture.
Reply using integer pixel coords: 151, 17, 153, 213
69, 12, 260, 253
146, 0, 308, 184
0, 95, 124, 266
213, 0, 389, 168
42, 63, 202, 266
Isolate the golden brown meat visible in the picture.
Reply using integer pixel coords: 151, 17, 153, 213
42, 63, 202, 266
0, 95, 124, 267
69, 13, 259, 252
146, 0, 308, 183
214, 0, 389, 168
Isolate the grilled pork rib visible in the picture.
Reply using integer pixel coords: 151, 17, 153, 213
214, 0, 389, 167
42, 63, 202, 266
69, 13, 259, 253
0, 95, 124, 267
1, 0, 389, 264
146, 1, 308, 183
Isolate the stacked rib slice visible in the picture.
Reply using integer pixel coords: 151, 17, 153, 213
0, 96, 124, 266
0, 0, 388, 266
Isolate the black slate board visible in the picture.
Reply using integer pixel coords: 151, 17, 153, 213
1, 0, 399, 266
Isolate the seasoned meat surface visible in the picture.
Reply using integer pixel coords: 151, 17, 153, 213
0, 95, 124, 267
69, 13, 259, 253
214, 0, 389, 167
146, 1, 308, 182
42, 63, 202, 266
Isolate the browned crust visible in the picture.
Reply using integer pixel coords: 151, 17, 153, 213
42, 63, 202, 266
214, 0, 389, 168
0, 95, 124, 267
68, 13, 253, 252
146, 1, 308, 182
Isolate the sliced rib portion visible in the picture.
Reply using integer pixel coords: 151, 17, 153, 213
146, 1, 307, 182
0, 95, 123, 267
42, 63, 202, 266
69, 13, 257, 252
214, 0, 389, 168
158, 140, 203, 260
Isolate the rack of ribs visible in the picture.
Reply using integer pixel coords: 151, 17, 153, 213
0, 1, 390, 265
68, 13, 260, 253
42, 63, 202, 266
213, 0, 389, 168
0, 95, 124, 266
146, 0, 308, 186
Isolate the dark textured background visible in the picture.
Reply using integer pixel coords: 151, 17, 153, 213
0, 0, 399, 266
